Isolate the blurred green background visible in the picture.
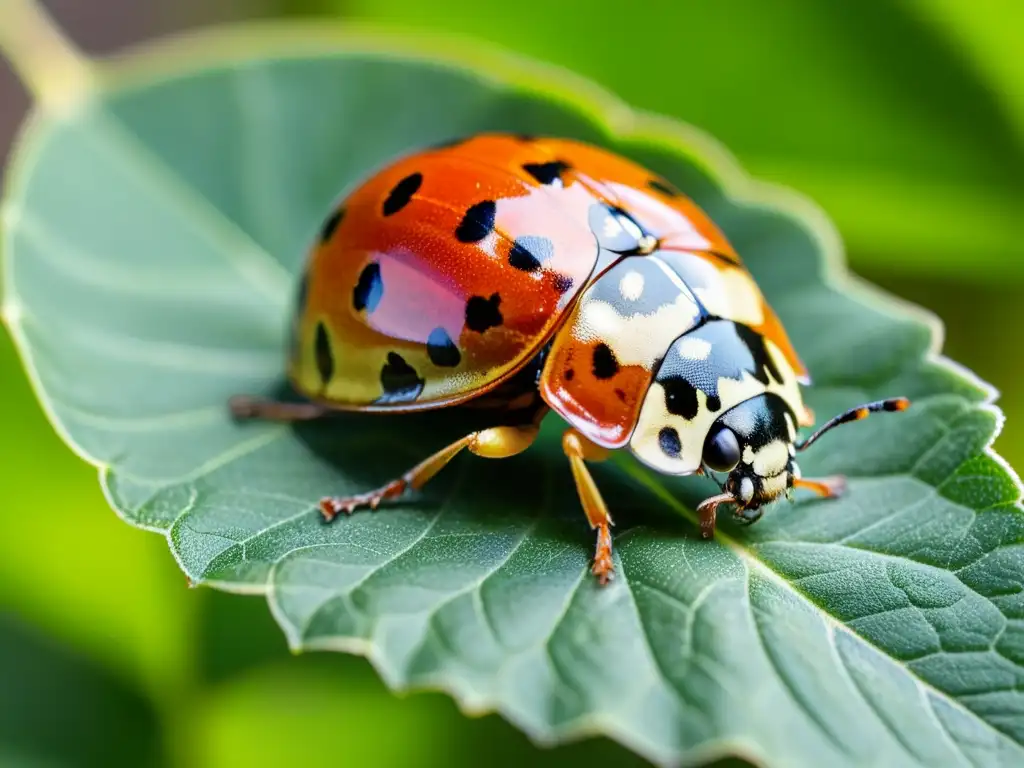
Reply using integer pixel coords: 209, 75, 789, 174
0, 1, 1021, 766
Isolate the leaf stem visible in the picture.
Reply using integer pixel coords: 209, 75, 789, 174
0, 0, 94, 110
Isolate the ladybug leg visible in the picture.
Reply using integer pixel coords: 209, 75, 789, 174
561, 428, 616, 585
228, 395, 328, 422
792, 475, 847, 499
320, 436, 472, 520
320, 425, 540, 521
695, 493, 736, 539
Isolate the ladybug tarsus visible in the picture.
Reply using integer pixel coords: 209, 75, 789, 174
227, 395, 262, 420
696, 492, 732, 539
591, 523, 615, 585
320, 478, 408, 521
318, 498, 343, 522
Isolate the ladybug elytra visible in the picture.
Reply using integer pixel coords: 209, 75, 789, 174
230, 134, 909, 584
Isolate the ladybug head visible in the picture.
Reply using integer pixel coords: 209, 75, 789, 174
697, 393, 796, 522
695, 392, 909, 536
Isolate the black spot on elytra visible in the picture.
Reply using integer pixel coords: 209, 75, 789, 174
514, 134, 536, 142
382, 173, 422, 216
426, 327, 461, 367
592, 343, 620, 380
319, 208, 344, 243
663, 376, 700, 420
706, 395, 722, 412
659, 426, 682, 458
523, 160, 570, 185
379, 352, 424, 403
552, 274, 574, 294
465, 293, 503, 333
647, 177, 681, 197
508, 235, 554, 272
456, 200, 497, 242
288, 274, 309, 361
352, 262, 383, 313
735, 323, 783, 385
314, 322, 334, 386
564, 368, 575, 381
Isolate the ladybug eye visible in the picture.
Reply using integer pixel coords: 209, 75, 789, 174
703, 425, 741, 472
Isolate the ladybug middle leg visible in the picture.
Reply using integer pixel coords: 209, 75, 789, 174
228, 395, 329, 422
561, 428, 616, 585
319, 425, 540, 520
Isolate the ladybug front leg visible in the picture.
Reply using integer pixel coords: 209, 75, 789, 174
320, 425, 540, 521
562, 428, 616, 585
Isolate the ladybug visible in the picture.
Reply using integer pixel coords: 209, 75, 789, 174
230, 134, 909, 585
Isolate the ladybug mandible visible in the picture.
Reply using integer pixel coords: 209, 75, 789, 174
230, 134, 909, 585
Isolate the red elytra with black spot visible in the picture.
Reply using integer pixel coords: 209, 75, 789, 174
288, 133, 807, 438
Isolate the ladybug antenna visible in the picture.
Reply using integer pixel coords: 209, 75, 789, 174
795, 397, 910, 453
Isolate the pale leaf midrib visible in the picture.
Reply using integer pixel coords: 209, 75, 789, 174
80, 105, 291, 307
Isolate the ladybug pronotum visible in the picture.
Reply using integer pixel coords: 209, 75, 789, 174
230, 134, 910, 585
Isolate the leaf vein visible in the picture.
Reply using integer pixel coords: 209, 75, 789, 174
743, 570, 855, 756
829, 624, 960, 766
92, 107, 292, 305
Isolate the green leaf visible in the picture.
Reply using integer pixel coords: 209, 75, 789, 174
3, 21, 1023, 768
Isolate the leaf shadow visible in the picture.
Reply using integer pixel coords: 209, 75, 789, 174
253, 378, 714, 544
